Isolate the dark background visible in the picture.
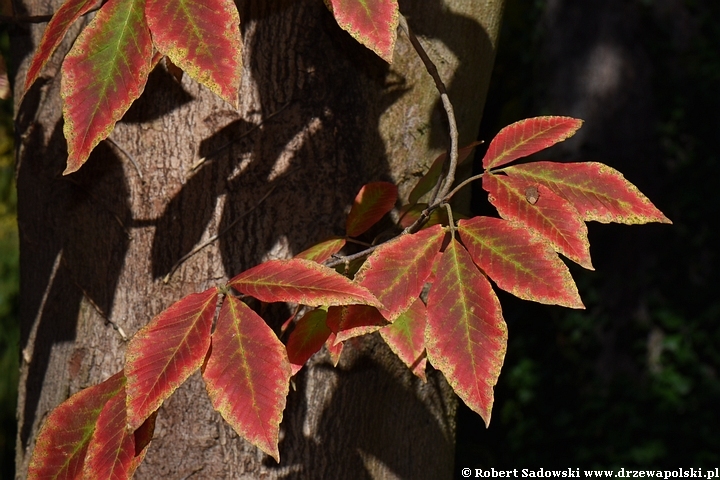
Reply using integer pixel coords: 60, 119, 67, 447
1, 0, 718, 477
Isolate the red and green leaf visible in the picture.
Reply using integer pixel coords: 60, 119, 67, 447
228, 258, 381, 308
379, 298, 428, 381
286, 308, 332, 375
60, 0, 153, 174
295, 237, 346, 263
408, 141, 483, 205
346, 181, 398, 237
458, 216, 583, 308
504, 161, 672, 224
202, 295, 291, 462
23, 0, 99, 94
27, 371, 125, 480
145, 0, 242, 106
398, 203, 447, 229
354, 224, 445, 321
425, 240, 507, 426
483, 173, 593, 270
125, 287, 218, 430
325, 0, 399, 63
82, 382, 154, 479
326, 305, 389, 344
482, 116, 583, 170
326, 334, 343, 366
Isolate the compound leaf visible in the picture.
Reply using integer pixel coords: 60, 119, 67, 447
504, 161, 672, 224
379, 298, 428, 381
286, 309, 332, 375
483, 173, 593, 270
346, 181, 398, 237
27, 371, 125, 480
202, 295, 291, 462
229, 258, 381, 308
295, 237, 346, 263
125, 288, 218, 430
23, 0, 99, 94
458, 216, 583, 308
326, 305, 389, 343
354, 224, 445, 321
61, 0, 153, 174
325, 0, 399, 62
482, 116, 583, 170
145, 0, 242, 106
426, 240, 507, 426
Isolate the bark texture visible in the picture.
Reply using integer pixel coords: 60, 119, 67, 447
12, 0, 503, 478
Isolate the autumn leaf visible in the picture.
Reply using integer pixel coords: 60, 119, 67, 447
228, 258, 381, 308
483, 173, 593, 270
346, 181, 398, 237
354, 224, 445, 321
295, 237, 346, 263
60, 0, 153, 174
286, 308, 332, 375
326, 333, 344, 366
203, 295, 291, 462
379, 298, 428, 381
145, 0, 242, 106
125, 288, 219, 430
426, 240, 507, 426
482, 116, 583, 170
458, 216, 583, 308
504, 161, 672, 224
324, 0, 399, 63
325, 305, 389, 343
27, 371, 125, 480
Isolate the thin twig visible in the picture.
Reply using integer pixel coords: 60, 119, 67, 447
105, 136, 143, 180
444, 203, 456, 238
325, 245, 379, 269
442, 172, 484, 203
163, 186, 278, 284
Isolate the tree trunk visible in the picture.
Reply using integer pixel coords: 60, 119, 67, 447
12, 0, 503, 478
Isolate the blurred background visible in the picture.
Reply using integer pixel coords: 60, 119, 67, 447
0, 0, 718, 478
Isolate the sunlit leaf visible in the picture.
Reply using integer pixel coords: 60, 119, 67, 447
325, 0, 399, 62
346, 181, 398, 237
504, 161, 672, 224
379, 298, 428, 381
426, 240, 507, 426
482, 116, 583, 170
326, 305, 389, 343
27, 372, 125, 480
286, 308, 332, 375
23, 0, 99, 94
82, 382, 154, 479
125, 288, 218, 430
458, 216, 583, 308
145, 0, 242, 106
326, 334, 344, 366
202, 295, 291, 462
483, 173, 593, 270
61, 0, 153, 174
354, 224, 445, 321
295, 237, 346, 263
228, 258, 381, 308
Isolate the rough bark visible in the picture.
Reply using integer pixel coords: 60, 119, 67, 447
12, 0, 504, 478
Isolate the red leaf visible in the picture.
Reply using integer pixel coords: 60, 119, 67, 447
458, 216, 583, 308
505, 161, 672, 224
326, 0, 399, 62
228, 258, 381, 308
295, 237, 346, 263
379, 298, 428, 381
326, 333, 344, 366
408, 141, 483, 205
145, 0, 242, 106
482, 116, 583, 170
82, 382, 153, 479
346, 181, 398, 237
326, 305, 389, 344
125, 288, 218, 430
27, 371, 125, 480
202, 296, 291, 462
398, 203, 447, 229
60, 0, 153, 174
483, 173, 593, 270
23, 0, 99, 94
286, 309, 332, 375
426, 240, 507, 426
354, 224, 445, 321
